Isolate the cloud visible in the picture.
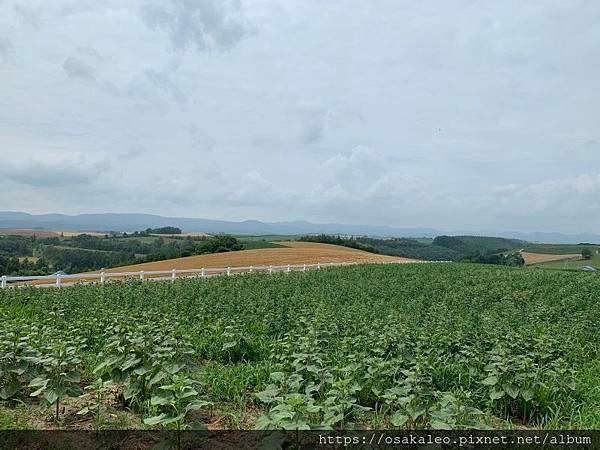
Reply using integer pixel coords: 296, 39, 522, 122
316, 146, 423, 202
492, 174, 600, 198
299, 108, 326, 144
2, 157, 109, 188
223, 170, 281, 206
144, 69, 186, 105
13, 4, 44, 27
140, 0, 251, 52
0, 36, 14, 63
62, 56, 96, 80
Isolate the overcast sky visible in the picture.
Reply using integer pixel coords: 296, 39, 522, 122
1, 0, 599, 233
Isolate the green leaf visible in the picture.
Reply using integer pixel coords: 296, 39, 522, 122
144, 413, 168, 426
133, 366, 151, 376
64, 371, 80, 383
44, 389, 58, 404
430, 419, 452, 429
161, 414, 186, 425
186, 400, 212, 412
147, 370, 167, 387
29, 377, 48, 388
391, 412, 409, 427
521, 389, 534, 401
121, 356, 141, 371
77, 406, 90, 415
482, 376, 498, 386
504, 384, 519, 399
490, 389, 505, 400
30, 386, 46, 397
256, 388, 279, 404
0, 381, 20, 400
150, 391, 172, 406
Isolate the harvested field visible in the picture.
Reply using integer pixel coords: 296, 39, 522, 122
21, 242, 415, 286
103, 241, 411, 272
521, 251, 581, 265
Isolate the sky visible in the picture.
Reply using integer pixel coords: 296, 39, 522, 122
1, 0, 599, 233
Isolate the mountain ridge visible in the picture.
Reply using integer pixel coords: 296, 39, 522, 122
0, 211, 598, 244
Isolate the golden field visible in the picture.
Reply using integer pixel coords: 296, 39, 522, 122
520, 251, 581, 265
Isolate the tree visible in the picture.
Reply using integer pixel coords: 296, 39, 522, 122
581, 247, 592, 260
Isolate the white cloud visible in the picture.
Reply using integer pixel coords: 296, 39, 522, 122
493, 174, 600, 198
316, 146, 423, 201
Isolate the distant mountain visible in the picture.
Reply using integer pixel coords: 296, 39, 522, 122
0, 211, 598, 244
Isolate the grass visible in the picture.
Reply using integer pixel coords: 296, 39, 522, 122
234, 235, 300, 242
533, 255, 600, 271
0, 406, 29, 430
1, 263, 599, 430
523, 243, 600, 255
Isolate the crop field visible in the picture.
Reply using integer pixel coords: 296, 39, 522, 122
533, 255, 600, 271
520, 252, 581, 266
1, 263, 599, 431
87, 242, 410, 274
523, 243, 600, 255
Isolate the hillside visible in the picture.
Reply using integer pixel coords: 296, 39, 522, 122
300, 234, 525, 265
90, 241, 412, 274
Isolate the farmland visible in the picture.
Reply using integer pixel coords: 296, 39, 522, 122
94, 242, 407, 275
1, 263, 598, 431
520, 252, 581, 266
532, 254, 600, 271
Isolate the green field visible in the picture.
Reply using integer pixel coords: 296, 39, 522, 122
1, 264, 599, 431
523, 243, 600, 255
235, 235, 300, 242
533, 255, 600, 271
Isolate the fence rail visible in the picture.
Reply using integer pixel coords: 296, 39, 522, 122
0, 260, 451, 289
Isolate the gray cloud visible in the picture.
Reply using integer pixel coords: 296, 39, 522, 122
144, 69, 186, 105
2, 158, 109, 188
13, 3, 43, 27
140, 0, 250, 52
62, 56, 96, 80
0, 36, 14, 63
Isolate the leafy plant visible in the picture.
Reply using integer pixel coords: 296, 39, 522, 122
77, 378, 114, 431
144, 374, 211, 430
28, 342, 83, 421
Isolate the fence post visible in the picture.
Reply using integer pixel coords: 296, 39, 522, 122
171, 269, 176, 282
287, 264, 291, 273
303, 264, 306, 272
227, 267, 231, 276
1, 275, 6, 289
269, 265, 272, 275
56, 273, 61, 288
201, 268, 205, 278
317, 263, 320, 270
249, 266, 253, 273
100, 272, 105, 284
140, 270, 144, 281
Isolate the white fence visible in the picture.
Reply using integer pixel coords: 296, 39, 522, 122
0, 260, 451, 289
